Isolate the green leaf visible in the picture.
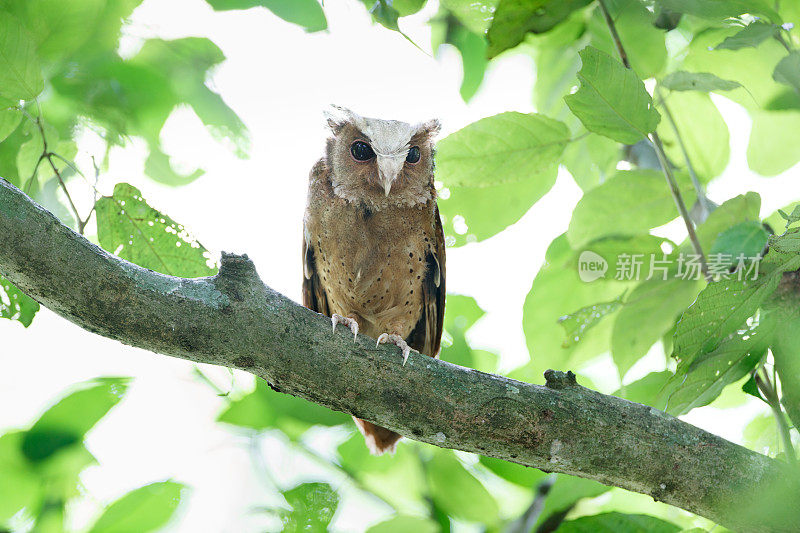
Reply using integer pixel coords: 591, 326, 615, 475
567, 170, 695, 248
662, 316, 773, 415
562, 133, 620, 191
486, 0, 592, 58
393, 0, 427, 17
0, 13, 44, 100
436, 112, 570, 187
0, 274, 39, 326
12, 0, 106, 61
441, 295, 497, 371
16, 123, 78, 191
523, 235, 667, 374
689, 192, 761, 252
559, 297, 624, 349
0, 432, 41, 522
23, 377, 130, 462
436, 115, 568, 245
95, 183, 218, 278
535, 476, 610, 529
131, 38, 250, 157
660, 71, 741, 92
90, 481, 185, 533
614, 370, 673, 406
367, 516, 439, 533
557, 512, 680, 533
438, 170, 558, 246
0, 106, 21, 142
672, 251, 800, 362
444, 294, 485, 332
709, 221, 768, 270
743, 413, 780, 453
656, 92, 730, 182
741, 375, 764, 402
427, 450, 499, 523
217, 379, 348, 438
588, 0, 667, 80
440, 0, 498, 34
531, 16, 586, 117
612, 278, 703, 376
432, 19, 488, 102
747, 110, 800, 176
478, 455, 547, 487
654, 0, 780, 22
682, 28, 785, 111
714, 22, 776, 50
204, 0, 327, 32
565, 47, 661, 144
773, 51, 800, 93
280, 482, 339, 533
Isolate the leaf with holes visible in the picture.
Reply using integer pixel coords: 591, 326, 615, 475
672, 251, 800, 362
565, 47, 661, 144
95, 183, 218, 277
559, 296, 624, 348
0, 274, 39, 327
661, 315, 774, 415
279, 482, 339, 533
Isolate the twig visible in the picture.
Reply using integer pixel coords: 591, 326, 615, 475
755, 369, 797, 465
508, 475, 556, 533
20, 109, 91, 234
597, 0, 710, 280
655, 87, 713, 221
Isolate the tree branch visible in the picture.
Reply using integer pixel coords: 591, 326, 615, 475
597, 0, 710, 279
0, 179, 798, 532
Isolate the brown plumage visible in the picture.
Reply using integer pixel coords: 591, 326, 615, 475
302, 106, 445, 454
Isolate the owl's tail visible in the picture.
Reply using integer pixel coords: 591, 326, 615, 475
353, 417, 401, 455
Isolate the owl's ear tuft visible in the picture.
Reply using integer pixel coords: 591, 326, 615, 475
323, 107, 346, 134
418, 118, 441, 138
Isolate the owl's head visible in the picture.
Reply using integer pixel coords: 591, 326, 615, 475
324, 106, 440, 209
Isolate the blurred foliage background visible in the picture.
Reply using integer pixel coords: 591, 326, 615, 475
1, 0, 800, 531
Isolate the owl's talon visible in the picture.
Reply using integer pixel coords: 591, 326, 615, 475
332, 314, 359, 342
376, 333, 412, 366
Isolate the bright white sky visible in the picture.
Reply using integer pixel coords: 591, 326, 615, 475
2, 0, 800, 531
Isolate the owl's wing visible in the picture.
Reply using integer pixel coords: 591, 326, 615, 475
302, 230, 331, 316
406, 204, 446, 358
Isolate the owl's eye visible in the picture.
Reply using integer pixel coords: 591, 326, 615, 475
350, 141, 375, 161
406, 146, 421, 164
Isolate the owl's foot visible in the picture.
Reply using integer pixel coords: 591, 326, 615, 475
376, 333, 412, 366
331, 314, 359, 342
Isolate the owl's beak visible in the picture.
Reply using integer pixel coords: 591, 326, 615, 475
377, 155, 405, 196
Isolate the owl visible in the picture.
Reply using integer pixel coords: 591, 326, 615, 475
302, 106, 446, 455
